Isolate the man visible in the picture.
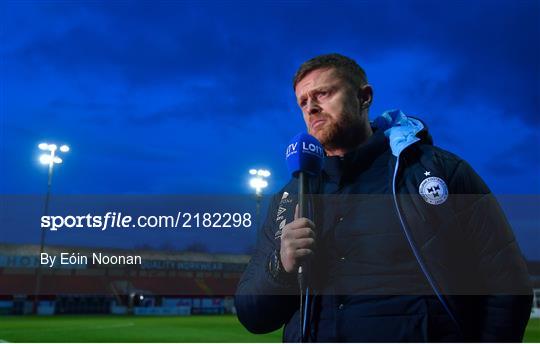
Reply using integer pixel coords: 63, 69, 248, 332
235, 54, 532, 342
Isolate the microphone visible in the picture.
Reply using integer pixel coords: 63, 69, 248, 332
285, 132, 324, 342
286, 132, 324, 216
285, 132, 324, 281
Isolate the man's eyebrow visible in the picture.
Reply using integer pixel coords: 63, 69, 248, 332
312, 85, 332, 92
300, 85, 333, 98
298, 85, 333, 97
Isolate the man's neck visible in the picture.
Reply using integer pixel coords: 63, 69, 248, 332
325, 122, 373, 157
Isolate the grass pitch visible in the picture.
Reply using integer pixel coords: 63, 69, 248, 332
525, 318, 540, 343
0, 315, 281, 342
0, 315, 538, 342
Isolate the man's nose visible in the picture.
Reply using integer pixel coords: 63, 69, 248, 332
307, 98, 321, 115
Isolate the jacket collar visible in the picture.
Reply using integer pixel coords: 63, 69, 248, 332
373, 109, 425, 157
321, 109, 427, 181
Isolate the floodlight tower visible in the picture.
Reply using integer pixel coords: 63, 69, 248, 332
249, 169, 270, 230
38, 143, 69, 220
34, 142, 69, 314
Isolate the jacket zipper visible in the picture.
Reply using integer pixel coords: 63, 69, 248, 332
391, 155, 463, 335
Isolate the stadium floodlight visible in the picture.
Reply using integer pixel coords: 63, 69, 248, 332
249, 168, 271, 230
249, 177, 268, 194
248, 168, 270, 195
34, 141, 70, 314
257, 169, 271, 178
39, 154, 51, 165
37, 142, 69, 167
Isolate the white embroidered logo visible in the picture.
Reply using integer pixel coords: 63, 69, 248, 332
419, 176, 448, 205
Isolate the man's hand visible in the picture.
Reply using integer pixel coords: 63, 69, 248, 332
280, 204, 316, 273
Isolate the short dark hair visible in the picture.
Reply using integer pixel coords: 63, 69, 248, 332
293, 53, 368, 91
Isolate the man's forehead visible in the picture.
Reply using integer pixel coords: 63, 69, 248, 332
295, 67, 341, 96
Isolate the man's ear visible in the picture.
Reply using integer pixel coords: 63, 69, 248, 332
358, 84, 373, 109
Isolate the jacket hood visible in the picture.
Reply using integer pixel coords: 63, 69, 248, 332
372, 109, 433, 157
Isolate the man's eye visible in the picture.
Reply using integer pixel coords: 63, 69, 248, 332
300, 100, 307, 107
317, 91, 328, 99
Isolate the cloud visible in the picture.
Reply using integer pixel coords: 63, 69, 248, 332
5, 1, 538, 124
1, 0, 538, 196
485, 133, 540, 176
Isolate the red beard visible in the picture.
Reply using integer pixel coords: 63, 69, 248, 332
310, 112, 364, 152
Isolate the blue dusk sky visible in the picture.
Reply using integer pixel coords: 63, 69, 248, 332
1, 1, 538, 257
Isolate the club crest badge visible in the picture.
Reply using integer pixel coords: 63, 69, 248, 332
419, 176, 448, 205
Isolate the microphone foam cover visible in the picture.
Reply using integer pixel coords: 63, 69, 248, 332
285, 132, 324, 177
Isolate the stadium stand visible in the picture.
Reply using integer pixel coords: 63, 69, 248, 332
0, 243, 249, 315
1, 243, 538, 317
